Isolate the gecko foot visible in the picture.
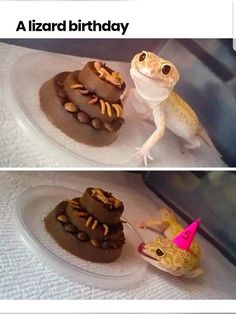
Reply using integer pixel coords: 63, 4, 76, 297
133, 147, 154, 166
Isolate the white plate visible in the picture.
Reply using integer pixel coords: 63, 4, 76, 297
13, 185, 147, 289
9, 52, 146, 166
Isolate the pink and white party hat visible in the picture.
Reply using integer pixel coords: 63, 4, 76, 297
172, 218, 201, 251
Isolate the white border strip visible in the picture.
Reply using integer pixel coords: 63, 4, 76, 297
0, 300, 236, 313
0, 0, 233, 38
0, 167, 234, 171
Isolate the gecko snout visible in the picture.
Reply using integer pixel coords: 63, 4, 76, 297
137, 242, 145, 253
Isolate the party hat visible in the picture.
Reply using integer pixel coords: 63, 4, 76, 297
172, 218, 201, 250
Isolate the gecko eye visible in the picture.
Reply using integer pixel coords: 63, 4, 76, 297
139, 51, 147, 62
161, 64, 171, 76
156, 248, 165, 257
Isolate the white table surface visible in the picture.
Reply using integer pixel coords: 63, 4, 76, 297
0, 42, 226, 168
0, 171, 236, 299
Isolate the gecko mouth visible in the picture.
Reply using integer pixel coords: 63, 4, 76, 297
137, 242, 145, 253
135, 67, 173, 88
134, 64, 164, 82
137, 242, 158, 261
136, 69, 160, 81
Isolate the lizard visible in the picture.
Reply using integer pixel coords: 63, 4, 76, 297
137, 207, 203, 278
124, 50, 219, 166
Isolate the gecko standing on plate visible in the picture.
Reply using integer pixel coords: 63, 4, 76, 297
125, 51, 219, 166
138, 208, 203, 278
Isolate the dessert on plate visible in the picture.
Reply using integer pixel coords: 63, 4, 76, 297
44, 187, 126, 263
40, 60, 126, 146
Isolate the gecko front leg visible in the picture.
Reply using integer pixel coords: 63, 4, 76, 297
138, 218, 169, 233
134, 107, 166, 166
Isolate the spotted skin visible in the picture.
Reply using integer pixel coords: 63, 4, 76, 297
165, 91, 199, 131
129, 51, 203, 166
138, 208, 203, 278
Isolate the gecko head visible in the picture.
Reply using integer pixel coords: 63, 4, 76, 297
130, 51, 180, 101
137, 236, 202, 277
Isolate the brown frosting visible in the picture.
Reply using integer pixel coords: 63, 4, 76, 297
40, 59, 126, 147
78, 62, 126, 103
44, 203, 123, 263
66, 200, 124, 242
64, 71, 123, 123
80, 188, 124, 225
40, 72, 119, 146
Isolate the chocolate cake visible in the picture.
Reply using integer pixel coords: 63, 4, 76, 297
39, 61, 126, 146
44, 188, 126, 263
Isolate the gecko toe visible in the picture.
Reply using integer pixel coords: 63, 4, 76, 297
148, 153, 154, 161
144, 156, 148, 166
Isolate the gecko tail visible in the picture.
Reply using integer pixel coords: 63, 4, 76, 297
197, 125, 222, 158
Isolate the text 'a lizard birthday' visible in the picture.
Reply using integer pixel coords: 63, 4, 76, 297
16, 20, 130, 36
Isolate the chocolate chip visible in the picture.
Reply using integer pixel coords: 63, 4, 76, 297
102, 241, 111, 249
91, 118, 102, 129
64, 224, 78, 233
90, 239, 101, 248
77, 111, 90, 123
57, 215, 68, 223
103, 122, 114, 132
77, 232, 88, 241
